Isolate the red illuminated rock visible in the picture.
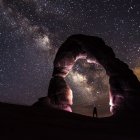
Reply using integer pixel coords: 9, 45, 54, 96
36, 34, 140, 116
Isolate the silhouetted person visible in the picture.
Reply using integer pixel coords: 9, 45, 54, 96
93, 107, 98, 118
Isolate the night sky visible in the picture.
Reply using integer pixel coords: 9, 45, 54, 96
0, 0, 140, 117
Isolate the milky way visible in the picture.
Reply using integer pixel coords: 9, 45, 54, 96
0, 0, 140, 117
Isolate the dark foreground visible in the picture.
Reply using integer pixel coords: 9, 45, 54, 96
0, 102, 140, 140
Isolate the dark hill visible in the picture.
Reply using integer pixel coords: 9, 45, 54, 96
0, 102, 140, 140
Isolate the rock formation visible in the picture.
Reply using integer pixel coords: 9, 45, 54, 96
34, 34, 140, 117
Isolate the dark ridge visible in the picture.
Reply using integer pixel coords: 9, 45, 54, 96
0, 102, 140, 140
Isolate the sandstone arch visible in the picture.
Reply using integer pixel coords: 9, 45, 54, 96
47, 34, 140, 116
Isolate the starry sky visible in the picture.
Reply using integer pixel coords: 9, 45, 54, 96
0, 0, 140, 117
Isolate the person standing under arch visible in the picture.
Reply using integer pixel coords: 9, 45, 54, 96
93, 106, 98, 118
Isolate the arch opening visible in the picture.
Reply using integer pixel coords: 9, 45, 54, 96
66, 59, 111, 117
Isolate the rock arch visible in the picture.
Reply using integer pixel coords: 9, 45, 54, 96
47, 34, 140, 116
